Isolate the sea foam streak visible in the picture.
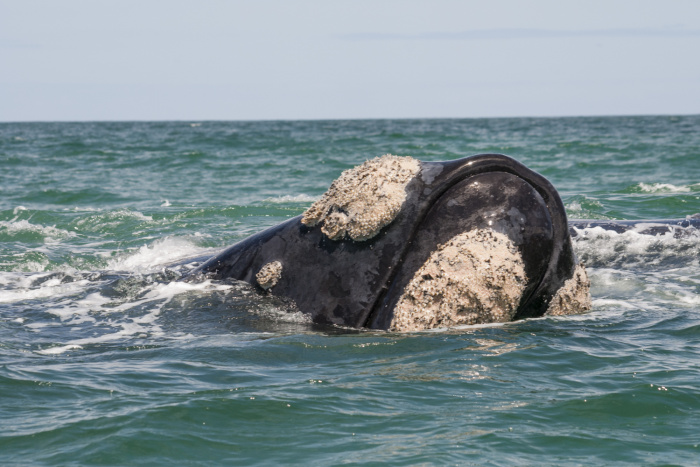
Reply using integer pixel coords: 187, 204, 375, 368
107, 236, 211, 273
263, 194, 318, 203
572, 228, 699, 320
5, 218, 698, 354
34, 279, 235, 354
1, 234, 213, 353
0, 272, 92, 304
572, 226, 700, 268
0, 219, 76, 242
5, 233, 311, 355
637, 182, 698, 193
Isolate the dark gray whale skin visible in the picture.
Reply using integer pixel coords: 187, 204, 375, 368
187, 154, 582, 329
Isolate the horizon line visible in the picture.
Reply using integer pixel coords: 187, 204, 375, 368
1, 112, 699, 125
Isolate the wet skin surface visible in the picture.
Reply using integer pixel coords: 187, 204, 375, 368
189, 154, 580, 329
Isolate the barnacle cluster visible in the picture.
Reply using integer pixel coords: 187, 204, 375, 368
301, 154, 420, 241
545, 263, 591, 316
256, 261, 283, 290
390, 229, 528, 331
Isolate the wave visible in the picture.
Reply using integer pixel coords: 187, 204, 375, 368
564, 196, 604, 218
3, 204, 698, 358
572, 226, 700, 269
72, 208, 153, 232
107, 236, 212, 273
13, 273, 311, 355
262, 194, 318, 204
0, 219, 77, 243
636, 182, 700, 193
0, 230, 309, 355
0, 271, 90, 304
32, 279, 238, 355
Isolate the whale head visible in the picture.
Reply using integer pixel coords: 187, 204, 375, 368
192, 154, 591, 330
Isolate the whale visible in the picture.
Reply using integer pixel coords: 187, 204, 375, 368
187, 153, 593, 330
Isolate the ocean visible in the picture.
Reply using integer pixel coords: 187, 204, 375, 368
1, 117, 699, 465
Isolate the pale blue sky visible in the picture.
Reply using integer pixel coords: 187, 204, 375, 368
1, 0, 699, 121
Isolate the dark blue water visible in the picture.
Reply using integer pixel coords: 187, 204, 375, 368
1, 117, 699, 465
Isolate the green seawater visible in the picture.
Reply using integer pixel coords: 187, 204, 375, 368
1, 117, 699, 465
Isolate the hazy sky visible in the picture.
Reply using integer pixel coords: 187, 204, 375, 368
1, 0, 699, 121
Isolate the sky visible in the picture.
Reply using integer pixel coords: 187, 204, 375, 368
1, 0, 699, 121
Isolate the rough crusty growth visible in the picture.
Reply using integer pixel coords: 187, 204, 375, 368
390, 229, 528, 331
301, 154, 420, 241
545, 263, 592, 316
256, 261, 283, 290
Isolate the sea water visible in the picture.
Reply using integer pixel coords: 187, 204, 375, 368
1, 117, 699, 465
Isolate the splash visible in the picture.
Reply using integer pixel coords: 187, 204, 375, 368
264, 194, 318, 203
31, 278, 237, 355
572, 226, 700, 269
0, 219, 76, 243
107, 236, 209, 273
637, 182, 696, 193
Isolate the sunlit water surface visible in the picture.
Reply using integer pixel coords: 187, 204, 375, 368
1, 117, 699, 465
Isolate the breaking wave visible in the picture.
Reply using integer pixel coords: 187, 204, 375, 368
636, 182, 699, 193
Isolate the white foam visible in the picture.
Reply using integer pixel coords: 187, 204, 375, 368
637, 182, 696, 193
0, 219, 76, 243
43, 291, 108, 322
584, 259, 700, 316
677, 293, 700, 306
589, 267, 642, 289
68, 207, 102, 212
0, 271, 91, 304
591, 298, 640, 310
36, 344, 84, 355
565, 201, 582, 212
253, 304, 313, 325
0, 280, 90, 304
33, 279, 236, 354
73, 209, 153, 230
572, 226, 700, 268
264, 194, 318, 203
107, 236, 208, 273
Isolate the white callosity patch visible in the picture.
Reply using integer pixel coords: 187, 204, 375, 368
256, 261, 283, 290
391, 229, 528, 332
301, 154, 420, 241
545, 263, 592, 316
